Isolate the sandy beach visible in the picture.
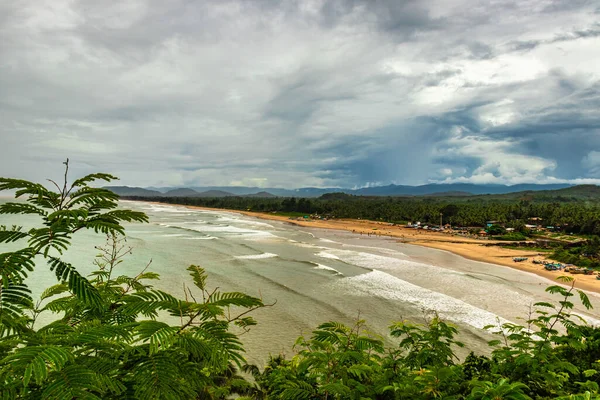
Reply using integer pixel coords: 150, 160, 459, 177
161, 203, 600, 294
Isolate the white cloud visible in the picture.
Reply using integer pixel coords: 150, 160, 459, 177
435, 134, 559, 184
583, 151, 600, 177
0, 0, 598, 187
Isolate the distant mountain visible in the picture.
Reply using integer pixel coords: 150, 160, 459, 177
104, 186, 163, 197
163, 188, 201, 197
423, 191, 471, 197
195, 190, 235, 197
555, 184, 600, 195
243, 191, 276, 198
191, 186, 335, 197
105, 183, 583, 198
354, 183, 573, 196
488, 184, 600, 201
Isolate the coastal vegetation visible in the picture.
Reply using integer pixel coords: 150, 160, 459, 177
124, 193, 600, 234
1, 166, 600, 399
126, 191, 600, 269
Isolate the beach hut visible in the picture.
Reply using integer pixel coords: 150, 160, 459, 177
478, 230, 487, 236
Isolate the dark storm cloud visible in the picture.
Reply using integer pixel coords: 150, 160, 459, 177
0, 0, 599, 187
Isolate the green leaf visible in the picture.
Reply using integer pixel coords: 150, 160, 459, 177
136, 321, 179, 355
577, 290, 593, 310
0, 179, 48, 199
556, 275, 574, 283
40, 283, 70, 301
41, 365, 103, 399
0, 283, 33, 319
0, 228, 29, 244
0, 202, 47, 217
70, 173, 119, 188
0, 248, 36, 284
132, 353, 194, 400
47, 257, 102, 308
534, 301, 556, 309
187, 265, 207, 290
2, 345, 73, 386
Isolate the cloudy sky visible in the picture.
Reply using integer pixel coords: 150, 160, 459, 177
1, 0, 599, 189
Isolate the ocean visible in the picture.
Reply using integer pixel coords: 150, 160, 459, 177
1, 200, 599, 365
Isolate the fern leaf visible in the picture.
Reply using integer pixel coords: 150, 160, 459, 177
0, 228, 30, 244
0, 202, 47, 217
0, 249, 36, 284
70, 173, 119, 188
175, 333, 213, 360
28, 228, 72, 256
534, 302, 556, 309
47, 257, 102, 308
0, 179, 48, 198
41, 365, 102, 399
132, 353, 193, 400
0, 283, 33, 318
119, 290, 181, 318
577, 290, 593, 310
187, 265, 207, 290
67, 187, 120, 209
40, 284, 70, 301
2, 345, 73, 386
208, 291, 263, 308
136, 321, 179, 355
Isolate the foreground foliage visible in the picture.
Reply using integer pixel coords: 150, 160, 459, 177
0, 163, 264, 399
1, 164, 600, 399
242, 283, 599, 399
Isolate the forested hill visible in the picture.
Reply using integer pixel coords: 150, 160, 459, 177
471, 184, 600, 202
106, 182, 581, 198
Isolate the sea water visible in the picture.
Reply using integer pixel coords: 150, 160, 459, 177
1, 200, 598, 365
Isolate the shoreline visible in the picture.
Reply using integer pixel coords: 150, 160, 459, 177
136, 201, 600, 294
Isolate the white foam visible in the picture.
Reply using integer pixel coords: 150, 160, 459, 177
342, 243, 406, 256
168, 223, 276, 239
160, 234, 188, 237
332, 270, 513, 330
235, 253, 278, 260
218, 216, 275, 228
182, 236, 218, 240
313, 264, 343, 275
320, 248, 536, 309
300, 231, 315, 238
572, 312, 600, 327
320, 238, 340, 244
317, 251, 341, 260
294, 242, 327, 250
143, 205, 193, 214
320, 249, 467, 277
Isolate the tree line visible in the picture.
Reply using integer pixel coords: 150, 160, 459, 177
126, 193, 600, 235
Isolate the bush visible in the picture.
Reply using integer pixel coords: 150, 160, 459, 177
496, 232, 528, 241
0, 162, 265, 399
487, 224, 506, 235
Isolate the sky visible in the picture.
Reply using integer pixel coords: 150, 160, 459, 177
1, 0, 599, 189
